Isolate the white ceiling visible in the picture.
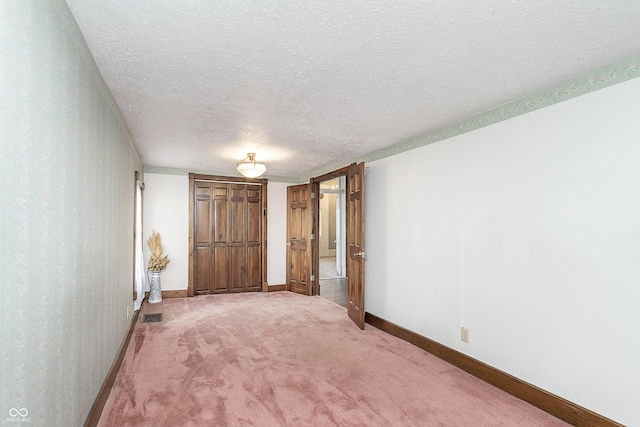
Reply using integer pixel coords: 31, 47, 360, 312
65, 0, 640, 180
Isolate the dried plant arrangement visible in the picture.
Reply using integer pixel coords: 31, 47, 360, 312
147, 230, 170, 272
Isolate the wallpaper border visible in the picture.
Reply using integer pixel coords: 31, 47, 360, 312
303, 54, 640, 181
147, 54, 639, 183
143, 165, 306, 184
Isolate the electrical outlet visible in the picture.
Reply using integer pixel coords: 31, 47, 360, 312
127, 305, 130, 319
461, 327, 469, 343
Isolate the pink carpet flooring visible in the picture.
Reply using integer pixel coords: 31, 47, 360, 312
98, 292, 569, 426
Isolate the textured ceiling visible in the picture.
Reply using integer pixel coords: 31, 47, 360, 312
64, 0, 640, 180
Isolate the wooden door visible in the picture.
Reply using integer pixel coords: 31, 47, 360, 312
211, 183, 231, 293
286, 184, 312, 295
229, 184, 247, 292
347, 162, 365, 329
190, 175, 265, 295
194, 182, 215, 294
245, 184, 263, 292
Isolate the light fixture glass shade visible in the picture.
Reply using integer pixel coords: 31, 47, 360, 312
237, 153, 266, 178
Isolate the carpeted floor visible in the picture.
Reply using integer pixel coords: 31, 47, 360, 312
98, 292, 569, 426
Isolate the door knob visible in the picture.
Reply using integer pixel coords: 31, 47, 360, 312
354, 251, 367, 258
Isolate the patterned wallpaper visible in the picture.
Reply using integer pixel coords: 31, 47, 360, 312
1, 0, 142, 425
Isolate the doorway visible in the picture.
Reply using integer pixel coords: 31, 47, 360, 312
318, 176, 347, 308
286, 162, 365, 329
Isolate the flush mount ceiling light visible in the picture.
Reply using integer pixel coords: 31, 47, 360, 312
236, 152, 266, 178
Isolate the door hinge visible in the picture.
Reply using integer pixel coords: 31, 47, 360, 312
311, 192, 316, 199
310, 274, 315, 281
311, 233, 315, 240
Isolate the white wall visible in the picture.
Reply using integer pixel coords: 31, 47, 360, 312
143, 174, 189, 291
267, 182, 290, 285
143, 176, 291, 289
2, 1, 143, 424
365, 76, 640, 426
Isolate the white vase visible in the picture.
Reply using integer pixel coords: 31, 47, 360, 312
148, 271, 162, 303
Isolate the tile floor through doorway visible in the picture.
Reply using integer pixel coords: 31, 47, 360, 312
319, 257, 347, 308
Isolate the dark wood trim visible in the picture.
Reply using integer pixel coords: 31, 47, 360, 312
144, 289, 188, 299
261, 180, 268, 292
364, 312, 623, 427
188, 174, 195, 297
190, 173, 267, 185
267, 284, 287, 292
84, 309, 140, 427
308, 163, 355, 296
163, 290, 187, 299
310, 180, 320, 296
311, 163, 354, 184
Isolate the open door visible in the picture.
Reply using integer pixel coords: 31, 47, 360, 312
286, 184, 312, 295
347, 162, 366, 329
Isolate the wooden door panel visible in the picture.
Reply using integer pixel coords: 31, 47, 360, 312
289, 242, 309, 293
230, 184, 245, 198
247, 185, 261, 199
247, 199, 261, 243
211, 183, 230, 294
212, 246, 229, 293
195, 247, 212, 294
213, 189, 228, 243
287, 184, 312, 295
195, 199, 211, 244
347, 162, 365, 329
229, 245, 246, 292
294, 188, 309, 232
246, 244, 261, 291
291, 246, 301, 287
299, 204, 309, 238
194, 183, 213, 293
230, 200, 245, 244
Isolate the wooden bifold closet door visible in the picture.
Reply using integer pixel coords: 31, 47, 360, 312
189, 174, 267, 296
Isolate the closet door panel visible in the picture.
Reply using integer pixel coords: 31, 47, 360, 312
246, 244, 261, 291
213, 185, 229, 243
195, 200, 211, 244
212, 246, 229, 293
229, 245, 246, 292
247, 197, 261, 244
230, 185, 246, 244
195, 248, 212, 294
194, 183, 212, 293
